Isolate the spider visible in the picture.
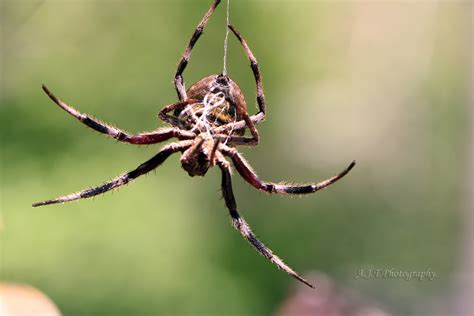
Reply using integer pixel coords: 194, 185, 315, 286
33, 0, 355, 289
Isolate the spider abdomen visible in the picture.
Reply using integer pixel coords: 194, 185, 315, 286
175, 74, 249, 134
176, 100, 236, 130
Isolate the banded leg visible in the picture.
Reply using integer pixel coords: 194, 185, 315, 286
175, 0, 221, 100
217, 158, 314, 288
213, 24, 266, 140
42, 85, 195, 144
32, 141, 193, 207
222, 145, 356, 195
229, 25, 266, 117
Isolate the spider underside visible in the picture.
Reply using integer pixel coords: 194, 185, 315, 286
33, 0, 355, 289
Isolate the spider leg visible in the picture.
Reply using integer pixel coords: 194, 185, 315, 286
240, 114, 260, 145
215, 135, 258, 147
228, 25, 266, 118
221, 145, 356, 195
32, 141, 193, 207
158, 98, 200, 125
175, 0, 221, 101
212, 24, 267, 143
42, 85, 195, 144
217, 157, 314, 288
214, 111, 265, 134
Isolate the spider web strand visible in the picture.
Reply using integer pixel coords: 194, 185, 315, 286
223, 0, 231, 75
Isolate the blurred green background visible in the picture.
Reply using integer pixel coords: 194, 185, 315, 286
1, 0, 472, 315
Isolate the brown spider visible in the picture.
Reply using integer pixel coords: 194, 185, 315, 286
33, 0, 355, 288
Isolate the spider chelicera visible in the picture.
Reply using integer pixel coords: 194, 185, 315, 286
33, 0, 355, 288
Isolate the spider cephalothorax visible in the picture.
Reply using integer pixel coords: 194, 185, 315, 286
33, 0, 355, 289
180, 136, 216, 177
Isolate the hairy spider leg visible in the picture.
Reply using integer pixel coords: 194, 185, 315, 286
214, 111, 265, 134
175, 0, 222, 101
211, 24, 267, 144
228, 25, 266, 118
222, 145, 356, 195
217, 158, 315, 288
32, 141, 193, 207
42, 85, 195, 144
209, 139, 221, 166
225, 24, 266, 143
158, 98, 200, 126
215, 134, 260, 146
